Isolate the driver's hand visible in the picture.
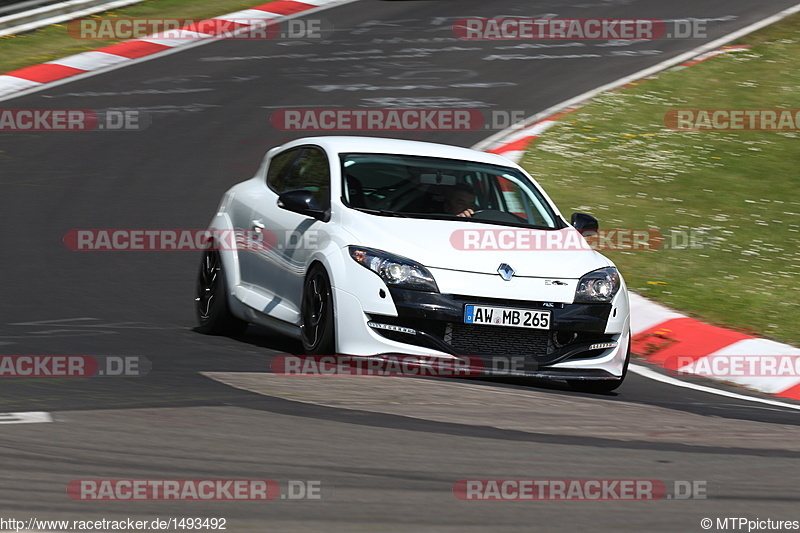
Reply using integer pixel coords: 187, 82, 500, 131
457, 209, 474, 217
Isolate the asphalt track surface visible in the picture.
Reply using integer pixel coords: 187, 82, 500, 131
1, 0, 800, 531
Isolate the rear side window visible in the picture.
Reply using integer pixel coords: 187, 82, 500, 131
267, 147, 331, 210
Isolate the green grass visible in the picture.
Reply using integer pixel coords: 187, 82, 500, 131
0, 0, 274, 74
521, 14, 800, 346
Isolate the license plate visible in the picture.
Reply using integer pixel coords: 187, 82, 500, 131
464, 305, 551, 330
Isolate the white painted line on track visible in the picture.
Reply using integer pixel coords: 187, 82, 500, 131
630, 365, 800, 411
0, 411, 53, 424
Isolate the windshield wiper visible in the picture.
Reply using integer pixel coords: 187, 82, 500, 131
452, 216, 557, 230
353, 207, 409, 218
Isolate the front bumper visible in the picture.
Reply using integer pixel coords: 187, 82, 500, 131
335, 285, 630, 380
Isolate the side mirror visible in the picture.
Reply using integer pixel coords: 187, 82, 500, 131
277, 189, 330, 222
570, 212, 599, 236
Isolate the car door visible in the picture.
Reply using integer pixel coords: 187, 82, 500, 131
250, 146, 332, 324
235, 147, 302, 292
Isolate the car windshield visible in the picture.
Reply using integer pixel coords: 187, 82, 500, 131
340, 153, 561, 229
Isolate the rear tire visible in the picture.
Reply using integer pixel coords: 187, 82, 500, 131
195, 248, 247, 336
567, 341, 630, 393
301, 265, 336, 355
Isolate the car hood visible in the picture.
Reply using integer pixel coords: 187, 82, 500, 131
340, 209, 611, 279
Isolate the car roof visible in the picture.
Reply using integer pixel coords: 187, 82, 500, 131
275, 136, 519, 168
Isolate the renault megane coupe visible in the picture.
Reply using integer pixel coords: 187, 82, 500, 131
196, 136, 631, 392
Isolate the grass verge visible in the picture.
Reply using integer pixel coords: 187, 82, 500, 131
521, 14, 800, 346
0, 0, 274, 74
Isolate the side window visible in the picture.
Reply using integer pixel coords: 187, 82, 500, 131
267, 148, 301, 191
266, 147, 331, 210
281, 147, 331, 210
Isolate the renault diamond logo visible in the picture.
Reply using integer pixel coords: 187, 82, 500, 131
497, 263, 515, 281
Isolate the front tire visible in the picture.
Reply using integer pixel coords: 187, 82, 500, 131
301, 265, 336, 355
195, 248, 247, 336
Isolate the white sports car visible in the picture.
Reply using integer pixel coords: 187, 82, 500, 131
196, 136, 631, 392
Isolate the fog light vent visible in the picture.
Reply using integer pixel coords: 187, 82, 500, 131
367, 321, 417, 335
588, 342, 617, 351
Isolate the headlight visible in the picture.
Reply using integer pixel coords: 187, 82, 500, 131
574, 267, 620, 303
349, 246, 439, 292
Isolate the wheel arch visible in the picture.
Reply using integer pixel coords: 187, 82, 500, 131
204, 211, 248, 321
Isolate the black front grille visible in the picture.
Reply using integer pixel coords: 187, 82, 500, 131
446, 322, 550, 358
369, 312, 616, 365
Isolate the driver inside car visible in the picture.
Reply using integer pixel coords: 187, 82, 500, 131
443, 183, 477, 217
